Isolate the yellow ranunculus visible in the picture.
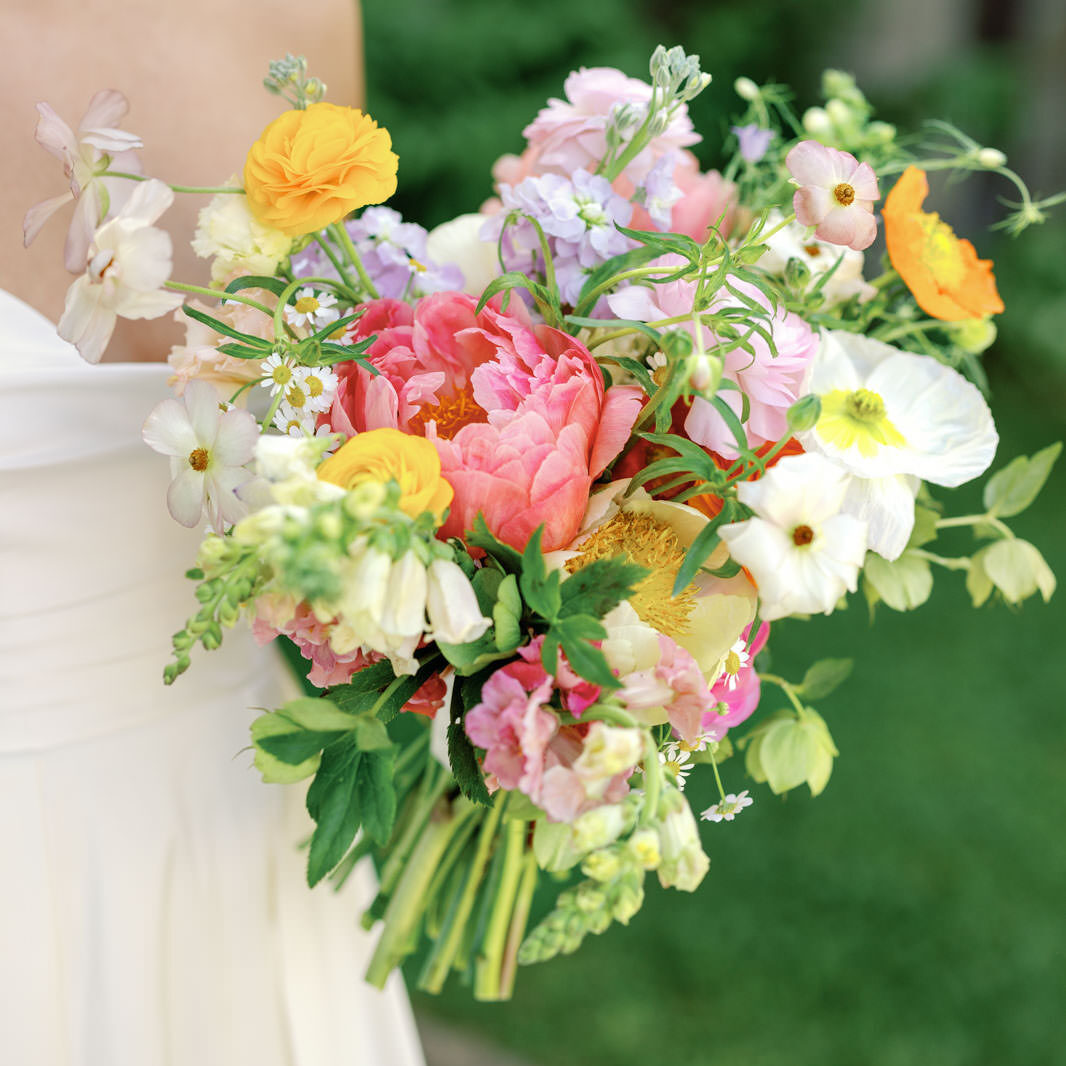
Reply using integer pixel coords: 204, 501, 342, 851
243, 103, 398, 237
316, 429, 453, 522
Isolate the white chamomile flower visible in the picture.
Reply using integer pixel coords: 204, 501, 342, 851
291, 365, 338, 413
719, 452, 868, 621
272, 401, 316, 438
721, 638, 750, 691
142, 379, 258, 529
659, 748, 693, 790
701, 790, 753, 823
260, 352, 296, 395
800, 331, 998, 560
646, 350, 668, 372
283, 287, 339, 329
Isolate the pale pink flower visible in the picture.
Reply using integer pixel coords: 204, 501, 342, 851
627, 152, 737, 241
142, 379, 258, 529
57, 179, 183, 363
786, 140, 880, 251
24, 90, 143, 272
510, 67, 700, 188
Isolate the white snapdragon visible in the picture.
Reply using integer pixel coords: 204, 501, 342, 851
719, 452, 868, 621
425, 558, 491, 644
656, 792, 710, 892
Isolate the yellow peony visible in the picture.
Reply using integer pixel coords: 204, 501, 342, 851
243, 103, 398, 237
316, 429, 453, 522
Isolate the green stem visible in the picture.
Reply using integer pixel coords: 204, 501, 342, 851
311, 232, 358, 292
102, 170, 244, 195
364, 799, 465, 989
708, 745, 728, 804
416, 792, 505, 993
498, 848, 538, 999
578, 262, 701, 318
474, 817, 527, 1000
911, 548, 972, 572
164, 280, 273, 315
760, 673, 806, 716
936, 513, 1014, 538
873, 319, 939, 344
377, 763, 449, 899
331, 222, 379, 299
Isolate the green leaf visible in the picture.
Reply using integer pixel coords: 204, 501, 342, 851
983, 442, 1062, 518
554, 614, 620, 690
710, 395, 749, 455
519, 527, 562, 621
795, 659, 853, 701
305, 742, 362, 886
470, 566, 504, 614
249, 713, 321, 783
907, 504, 940, 549
354, 717, 392, 751
614, 224, 702, 264
475, 271, 553, 316
448, 723, 493, 807
673, 502, 735, 596
572, 243, 664, 314
966, 549, 995, 607
759, 717, 836, 797
357, 747, 398, 845
330, 660, 399, 715
982, 539, 1057, 604
217, 341, 272, 360
466, 514, 523, 574
224, 273, 289, 298
559, 557, 648, 620
181, 303, 269, 345
437, 634, 511, 675
863, 551, 933, 612
251, 697, 360, 765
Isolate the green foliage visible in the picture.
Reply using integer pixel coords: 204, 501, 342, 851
983, 442, 1062, 519
746, 708, 838, 797
795, 658, 853, 701
863, 550, 934, 612
970, 539, 1056, 606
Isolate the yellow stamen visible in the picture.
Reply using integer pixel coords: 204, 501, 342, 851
407, 384, 484, 440
567, 512, 697, 640
817, 387, 906, 458
724, 648, 743, 674
285, 385, 308, 409
188, 447, 209, 472
833, 182, 855, 206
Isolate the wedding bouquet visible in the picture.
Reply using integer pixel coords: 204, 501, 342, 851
28, 48, 1061, 1001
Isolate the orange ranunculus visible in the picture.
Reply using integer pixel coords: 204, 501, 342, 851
243, 103, 398, 237
882, 166, 1004, 321
316, 428, 453, 521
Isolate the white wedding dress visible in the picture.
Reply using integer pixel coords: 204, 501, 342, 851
0, 290, 425, 1066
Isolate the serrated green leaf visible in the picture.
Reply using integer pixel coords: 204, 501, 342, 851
466, 514, 523, 574
555, 616, 620, 690
447, 723, 493, 807
329, 660, 397, 714
796, 659, 853, 701
863, 551, 933, 611
356, 747, 398, 845
520, 528, 561, 621
983, 442, 1062, 518
354, 717, 392, 751
559, 557, 648, 620
305, 742, 362, 886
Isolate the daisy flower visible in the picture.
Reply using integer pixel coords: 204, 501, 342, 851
260, 352, 296, 395
659, 748, 692, 790
719, 638, 751, 692
701, 790, 754, 823
291, 365, 338, 413
283, 287, 339, 329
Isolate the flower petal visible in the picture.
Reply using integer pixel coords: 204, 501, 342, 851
166, 467, 206, 527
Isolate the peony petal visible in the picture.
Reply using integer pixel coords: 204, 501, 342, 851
589, 385, 643, 477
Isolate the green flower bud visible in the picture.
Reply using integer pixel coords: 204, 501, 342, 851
787, 394, 822, 433
734, 76, 760, 101
575, 881, 607, 914
627, 828, 662, 870
609, 872, 645, 924
660, 329, 693, 361
951, 318, 997, 355
582, 847, 624, 883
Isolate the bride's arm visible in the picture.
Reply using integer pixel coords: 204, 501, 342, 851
0, 0, 363, 362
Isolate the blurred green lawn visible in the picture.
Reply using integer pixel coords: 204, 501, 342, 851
364, 4, 1066, 1060
412, 367, 1065, 1065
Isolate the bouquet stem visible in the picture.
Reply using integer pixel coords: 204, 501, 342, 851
474, 817, 528, 1000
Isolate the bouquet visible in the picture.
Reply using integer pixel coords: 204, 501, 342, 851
27, 48, 1061, 1001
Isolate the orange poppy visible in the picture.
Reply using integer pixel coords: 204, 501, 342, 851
882, 166, 1004, 321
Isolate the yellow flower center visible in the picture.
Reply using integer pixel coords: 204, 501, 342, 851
567, 511, 696, 640
663, 758, 683, 778
803, 243, 823, 258
916, 212, 967, 288
407, 384, 484, 440
286, 385, 308, 409
306, 374, 325, 398
724, 648, 743, 674
817, 387, 906, 457
833, 182, 856, 206
270, 363, 293, 386
409, 258, 426, 273
188, 447, 210, 472
294, 295, 320, 314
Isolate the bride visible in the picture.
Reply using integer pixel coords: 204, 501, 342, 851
0, 3, 426, 1064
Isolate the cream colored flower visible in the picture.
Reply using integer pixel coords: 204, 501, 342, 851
192, 188, 293, 284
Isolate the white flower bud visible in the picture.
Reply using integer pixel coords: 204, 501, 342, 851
734, 76, 760, 101
656, 795, 710, 892
802, 106, 832, 137
425, 557, 491, 644
572, 804, 629, 853
582, 848, 624, 883
380, 550, 428, 639
977, 147, 1007, 169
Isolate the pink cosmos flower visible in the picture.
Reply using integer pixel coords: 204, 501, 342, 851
324, 292, 643, 551
608, 264, 817, 459
24, 90, 144, 273
786, 140, 880, 251
703, 623, 769, 739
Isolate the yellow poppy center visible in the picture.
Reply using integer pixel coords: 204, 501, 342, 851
188, 447, 210, 472
916, 212, 967, 288
833, 182, 855, 206
567, 511, 696, 640
817, 387, 906, 457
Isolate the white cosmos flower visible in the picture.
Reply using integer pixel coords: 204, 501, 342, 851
799, 330, 998, 559
719, 452, 867, 621
57, 179, 184, 363
142, 379, 259, 529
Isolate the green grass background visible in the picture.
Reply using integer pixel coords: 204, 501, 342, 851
360, 3, 1066, 1061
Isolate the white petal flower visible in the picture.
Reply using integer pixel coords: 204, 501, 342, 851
291, 365, 338, 413
701, 790, 753, 823
142, 379, 258, 529
799, 331, 998, 558
425, 558, 491, 644
283, 287, 339, 329
719, 452, 867, 620
658, 748, 692, 790
57, 179, 183, 362
192, 189, 292, 284
260, 352, 296, 395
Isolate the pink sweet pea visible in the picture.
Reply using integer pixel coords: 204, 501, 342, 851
786, 140, 880, 251
24, 90, 144, 272
324, 292, 643, 552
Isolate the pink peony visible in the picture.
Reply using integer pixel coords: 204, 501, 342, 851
786, 140, 880, 251
325, 292, 642, 552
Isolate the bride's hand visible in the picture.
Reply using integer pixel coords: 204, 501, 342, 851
0, 0, 363, 363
